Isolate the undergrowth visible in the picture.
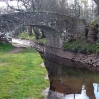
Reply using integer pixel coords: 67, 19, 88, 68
18, 32, 46, 44
63, 39, 99, 54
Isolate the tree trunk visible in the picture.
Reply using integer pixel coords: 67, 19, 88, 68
41, 30, 46, 38
33, 27, 40, 39
94, 0, 99, 5
86, 0, 99, 43
94, 0, 99, 18
87, 25, 99, 43
27, 26, 33, 36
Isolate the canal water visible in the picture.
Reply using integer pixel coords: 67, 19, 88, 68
45, 60, 99, 99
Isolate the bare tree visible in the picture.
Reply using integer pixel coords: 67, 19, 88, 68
94, 0, 99, 4
94, 0, 99, 15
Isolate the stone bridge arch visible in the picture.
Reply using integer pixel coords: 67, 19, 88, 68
0, 11, 86, 48
27, 25, 62, 48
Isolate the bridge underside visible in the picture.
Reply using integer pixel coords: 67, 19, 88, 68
28, 25, 62, 48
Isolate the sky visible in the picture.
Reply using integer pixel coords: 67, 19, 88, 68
0, 0, 96, 8
68, 0, 96, 6
0, 2, 7, 7
0, 1, 23, 8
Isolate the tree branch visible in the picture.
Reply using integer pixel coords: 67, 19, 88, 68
5, 0, 24, 12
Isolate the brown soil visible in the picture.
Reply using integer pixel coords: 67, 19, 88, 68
9, 47, 24, 54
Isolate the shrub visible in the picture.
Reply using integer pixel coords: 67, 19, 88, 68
63, 39, 99, 54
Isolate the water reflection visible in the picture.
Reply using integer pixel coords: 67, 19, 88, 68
44, 60, 99, 99
64, 83, 99, 99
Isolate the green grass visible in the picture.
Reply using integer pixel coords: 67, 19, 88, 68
63, 39, 99, 54
0, 43, 14, 52
18, 32, 35, 40
36, 38, 46, 45
0, 43, 49, 99
18, 32, 46, 44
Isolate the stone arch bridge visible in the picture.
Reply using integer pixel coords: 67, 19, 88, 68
0, 11, 85, 48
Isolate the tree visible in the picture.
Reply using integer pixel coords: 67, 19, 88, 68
27, 26, 33, 36
94, 0, 99, 4
94, 0, 99, 15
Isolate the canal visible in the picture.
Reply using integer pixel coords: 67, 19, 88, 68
45, 59, 99, 99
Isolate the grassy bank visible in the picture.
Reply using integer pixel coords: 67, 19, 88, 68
63, 39, 99, 54
0, 43, 49, 99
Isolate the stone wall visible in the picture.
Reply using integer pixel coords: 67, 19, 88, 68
43, 46, 99, 72
61, 17, 86, 43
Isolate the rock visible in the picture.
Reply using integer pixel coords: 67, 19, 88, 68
41, 62, 45, 67
42, 87, 49, 99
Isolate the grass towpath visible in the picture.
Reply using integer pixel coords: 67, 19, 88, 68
0, 43, 49, 99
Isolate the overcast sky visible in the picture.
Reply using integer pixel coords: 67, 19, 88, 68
0, 1, 23, 8
0, 0, 96, 8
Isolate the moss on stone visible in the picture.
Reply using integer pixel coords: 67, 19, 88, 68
90, 20, 97, 29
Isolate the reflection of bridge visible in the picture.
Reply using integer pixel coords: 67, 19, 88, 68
0, 11, 85, 48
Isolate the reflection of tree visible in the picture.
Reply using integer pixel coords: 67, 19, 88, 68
85, 80, 95, 99
97, 84, 99, 92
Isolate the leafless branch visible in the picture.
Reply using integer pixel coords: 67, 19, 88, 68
5, 0, 24, 12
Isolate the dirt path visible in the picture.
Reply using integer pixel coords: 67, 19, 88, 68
9, 38, 29, 54
9, 47, 24, 54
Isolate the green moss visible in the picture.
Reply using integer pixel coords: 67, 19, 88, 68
0, 43, 49, 99
18, 32, 35, 40
90, 20, 97, 29
63, 39, 99, 54
35, 38, 46, 44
